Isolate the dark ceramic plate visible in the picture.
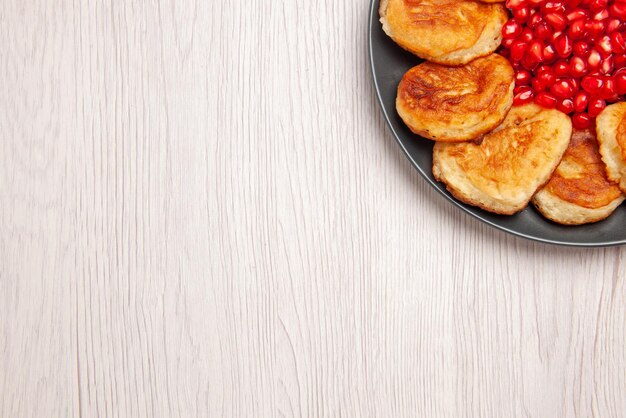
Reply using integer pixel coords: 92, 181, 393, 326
369, 0, 626, 247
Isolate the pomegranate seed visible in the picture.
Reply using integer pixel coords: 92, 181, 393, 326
614, 53, 626, 69
520, 28, 535, 43
607, 18, 622, 34
555, 34, 574, 57
506, 0, 529, 8
596, 35, 613, 56
554, 60, 571, 76
515, 69, 533, 85
601, 56, 614, 74
588, 49, 602, 69
536, 92, 559, 108
503, 20, 523, 38
543, 44, 557, 62
573, 41, 590, 57
611, 32, 626, 53
545, 12, 568, 31
588, 0, 608, 13
528, 40, 545, 62
568, 18, 587, 39
610, 3, 626, 20
551, 79, 576, 98
514, 87, 535, 105
592, 10, 610, 21
614, 71, 626, 94
566, 8, 588, 22
581, 75, 605, 94
557, 98, 575, 113
511, 40, 529, 61
529, 13, 544, 28
542, 2, 566, 14
588, 98, 606, 117
586, 20, 606, 37
574, 91, 590, 112
600, 77, 618, 100
522, 54, 539, 70
572, 112, 592, 129
535, 21, 552, 40
570, 55, 589, 76
513, 6, 531, 23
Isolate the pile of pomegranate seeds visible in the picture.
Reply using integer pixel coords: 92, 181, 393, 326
499, 0, 626, 129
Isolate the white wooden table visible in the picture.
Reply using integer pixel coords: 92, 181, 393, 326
2, 1, 625, 416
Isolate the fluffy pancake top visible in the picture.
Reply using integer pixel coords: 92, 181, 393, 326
616, 114, 626, 161
433, 104, 572, 214
596, 102, 626, 192
380, 0, 507, 64
544, 129, 623, 209
396, 54, 513, 141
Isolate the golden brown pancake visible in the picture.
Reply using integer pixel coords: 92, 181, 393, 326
396, 54, 514, 142
596, 102, 626, 193
533, 129, 625, 225
432, 104, 572, 215
379, 0, 508, 65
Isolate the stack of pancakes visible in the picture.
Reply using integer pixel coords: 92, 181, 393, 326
380, 0, 626, 225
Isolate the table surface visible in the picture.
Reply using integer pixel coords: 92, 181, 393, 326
2, 1, 625, 416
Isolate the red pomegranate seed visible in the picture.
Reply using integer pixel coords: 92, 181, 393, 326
611, 32, 626, 53
551, 79, 576, 98
573, 41, 590, 57
614, 70, 626, 94
514, 87, 535, 105
555, 34, 574, 57
557, 98, 575, 113
554, 60, 571, 76
596, 35, 613, 56
566, 8, 588, 22
570, 56, 589, 76
542, 2, 566, 13
520, 28, 535, 43
503, 20, 523, 38
589, 0, 608, 13
601, 55, 614, 74
516, 69, 532, 85
572, 112, 592, 129
513, 6, 531, 23
535, 21, 552, 40
592, 9, 610, 21
588, 98, 607, 117
586, 20, 606, 37
568, 18, 587, 39
528, 40, 545, 62
614, 53, 626, 69
574, 91, 590, 112
588, 49, 603, 69
581, 75, 605, 94
528, 13, 544, 28
545, 12, 568, 31
607, 18, 622, 34
511, 40, 529, 61
600, 77, 618, 100
535, 91, 559, 108
506, 0, 529, 8
543, 44, 557, 62
610, 3, 626, 20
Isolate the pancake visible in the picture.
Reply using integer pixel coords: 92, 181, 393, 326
379, 0, 508, 65
533, 129, 625, 225
432, 103, 572, 215
396, 54, 514, 142
596, 102, 626, 193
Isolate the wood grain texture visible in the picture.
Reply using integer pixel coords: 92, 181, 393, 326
1, 1, 625, 416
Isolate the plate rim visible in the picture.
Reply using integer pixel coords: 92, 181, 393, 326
368, 0, 626, 248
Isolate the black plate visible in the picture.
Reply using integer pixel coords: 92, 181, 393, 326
369, 0, 626, 247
